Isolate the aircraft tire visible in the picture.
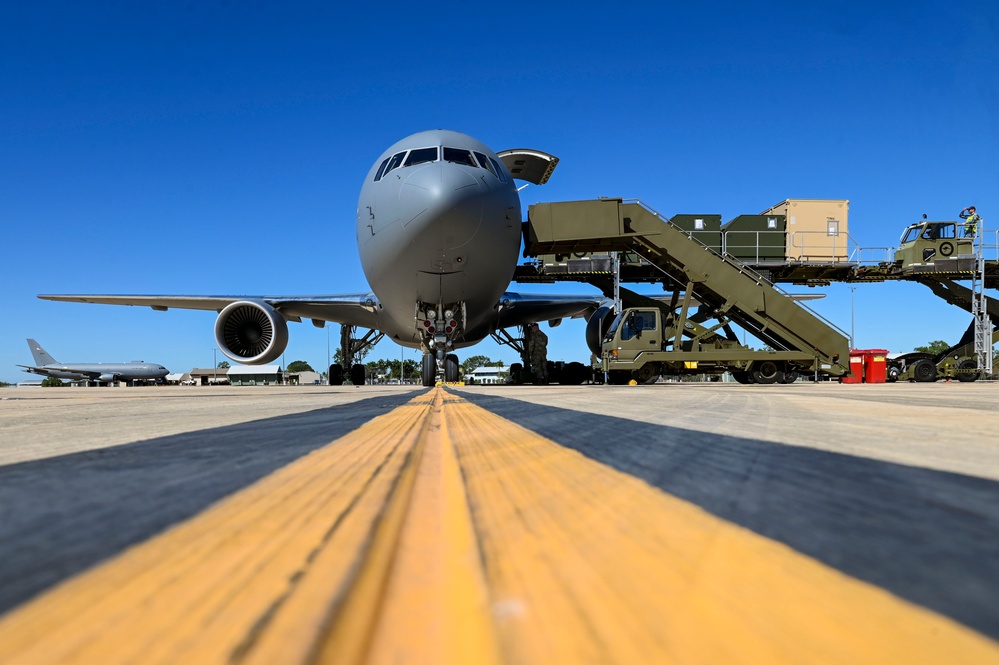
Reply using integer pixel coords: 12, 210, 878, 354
329, 364, 344, 386
607, 370, 631, 385
421, 354, 436, 387
560, 361, 587, 385
350, 363, 366, 386
444, 354, 459, 383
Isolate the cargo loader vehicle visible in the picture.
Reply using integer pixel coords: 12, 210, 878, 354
523, 199, 851, 384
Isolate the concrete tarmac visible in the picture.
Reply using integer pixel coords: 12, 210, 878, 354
0, 382, 997, 663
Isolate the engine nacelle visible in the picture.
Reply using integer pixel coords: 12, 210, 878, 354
585, 305, 616, 356
98, 373, 117, 382
214, 300, 289, 365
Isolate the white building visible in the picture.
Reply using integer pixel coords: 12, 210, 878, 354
465, 365, 509, 385
227, 365, 282, 386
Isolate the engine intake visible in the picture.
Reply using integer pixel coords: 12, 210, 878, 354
585, 305, 616, 356
215, 300, 289, 365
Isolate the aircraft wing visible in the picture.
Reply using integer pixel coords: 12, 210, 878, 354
37, 294, 384, 329
494, 292, 609, 329
17, 365, 96, 380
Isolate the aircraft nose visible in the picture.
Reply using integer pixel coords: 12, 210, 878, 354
399, 162, 483, 250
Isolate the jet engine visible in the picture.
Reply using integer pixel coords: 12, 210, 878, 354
214, 300, 289, 365
98, 373, 117, 382
585, 305, 616, 356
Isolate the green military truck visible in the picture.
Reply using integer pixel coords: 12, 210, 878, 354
597, 306, 832, 385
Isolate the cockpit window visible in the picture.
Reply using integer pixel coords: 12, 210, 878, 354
405, 147, 438, 167
378, 151, 406, 180
489, 157, 507, 182
374, 158, 390, 182
474, 151, 496, 176
443, 147, 476, 167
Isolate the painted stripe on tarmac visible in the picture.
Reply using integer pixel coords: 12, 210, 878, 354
0, 388, 995, 664
456, 390, 999, 640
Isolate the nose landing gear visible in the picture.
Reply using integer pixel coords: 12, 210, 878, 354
420, 351, 461, 386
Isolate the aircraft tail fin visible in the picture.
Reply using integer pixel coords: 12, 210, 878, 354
26, 339, 58, 366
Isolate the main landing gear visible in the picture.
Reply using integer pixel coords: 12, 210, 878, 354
329, 324, 384, 386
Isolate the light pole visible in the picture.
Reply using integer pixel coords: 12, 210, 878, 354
326, 324, 331, 384
212, 348, 217, 385
849, 286, 856, 349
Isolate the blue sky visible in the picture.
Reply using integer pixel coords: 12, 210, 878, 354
2, 1, 997, 383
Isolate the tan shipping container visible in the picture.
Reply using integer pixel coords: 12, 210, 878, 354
761, 199, 849, 261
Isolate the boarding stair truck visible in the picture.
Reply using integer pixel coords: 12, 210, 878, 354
887, 278, 999, 382
526, 199, 851, 384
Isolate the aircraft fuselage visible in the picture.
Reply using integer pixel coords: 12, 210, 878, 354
356, 130, 522, 351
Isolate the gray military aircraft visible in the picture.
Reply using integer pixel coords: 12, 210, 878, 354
18, 338, 169, 384
40, 130, 606, 386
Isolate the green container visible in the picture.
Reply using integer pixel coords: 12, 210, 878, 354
723, 214, 786, 261
669, 214, 722, 252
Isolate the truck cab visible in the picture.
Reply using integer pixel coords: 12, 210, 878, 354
894, 220, 973, 268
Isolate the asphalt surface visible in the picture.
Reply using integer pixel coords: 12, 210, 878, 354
1, 382, 997, 643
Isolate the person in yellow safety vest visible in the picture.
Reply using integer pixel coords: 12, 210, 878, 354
959, 205, 981, 237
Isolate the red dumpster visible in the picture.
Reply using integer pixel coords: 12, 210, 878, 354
841, 349, 865, 383
863, 349, 888, 384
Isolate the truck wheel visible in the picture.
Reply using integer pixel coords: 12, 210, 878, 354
750, 360, 784, 385
732, 371, 753, 384
956, 359, 979, 382
912, 359, 937, 383
634, 363, 660, 385
886, 365, 900, 383
782, 371, 799, 384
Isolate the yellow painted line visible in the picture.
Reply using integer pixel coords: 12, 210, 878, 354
444, 389, 999, 664
0, 387, 996, 664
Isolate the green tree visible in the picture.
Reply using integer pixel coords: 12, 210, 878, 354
217, 360, 230, 369
286, 360, 314, 373
914, 340, 949, 355
333, 346, 372, 367
41, 376, 67, 387
461, 354, 493, 375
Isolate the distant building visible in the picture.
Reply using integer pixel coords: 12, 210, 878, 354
288, 370, 322, 385
465, 365, 509, 385
188, 367, 230, 385
227, 365, 282, 386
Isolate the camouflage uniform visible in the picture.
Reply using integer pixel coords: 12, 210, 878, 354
526, 324, 549, 384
